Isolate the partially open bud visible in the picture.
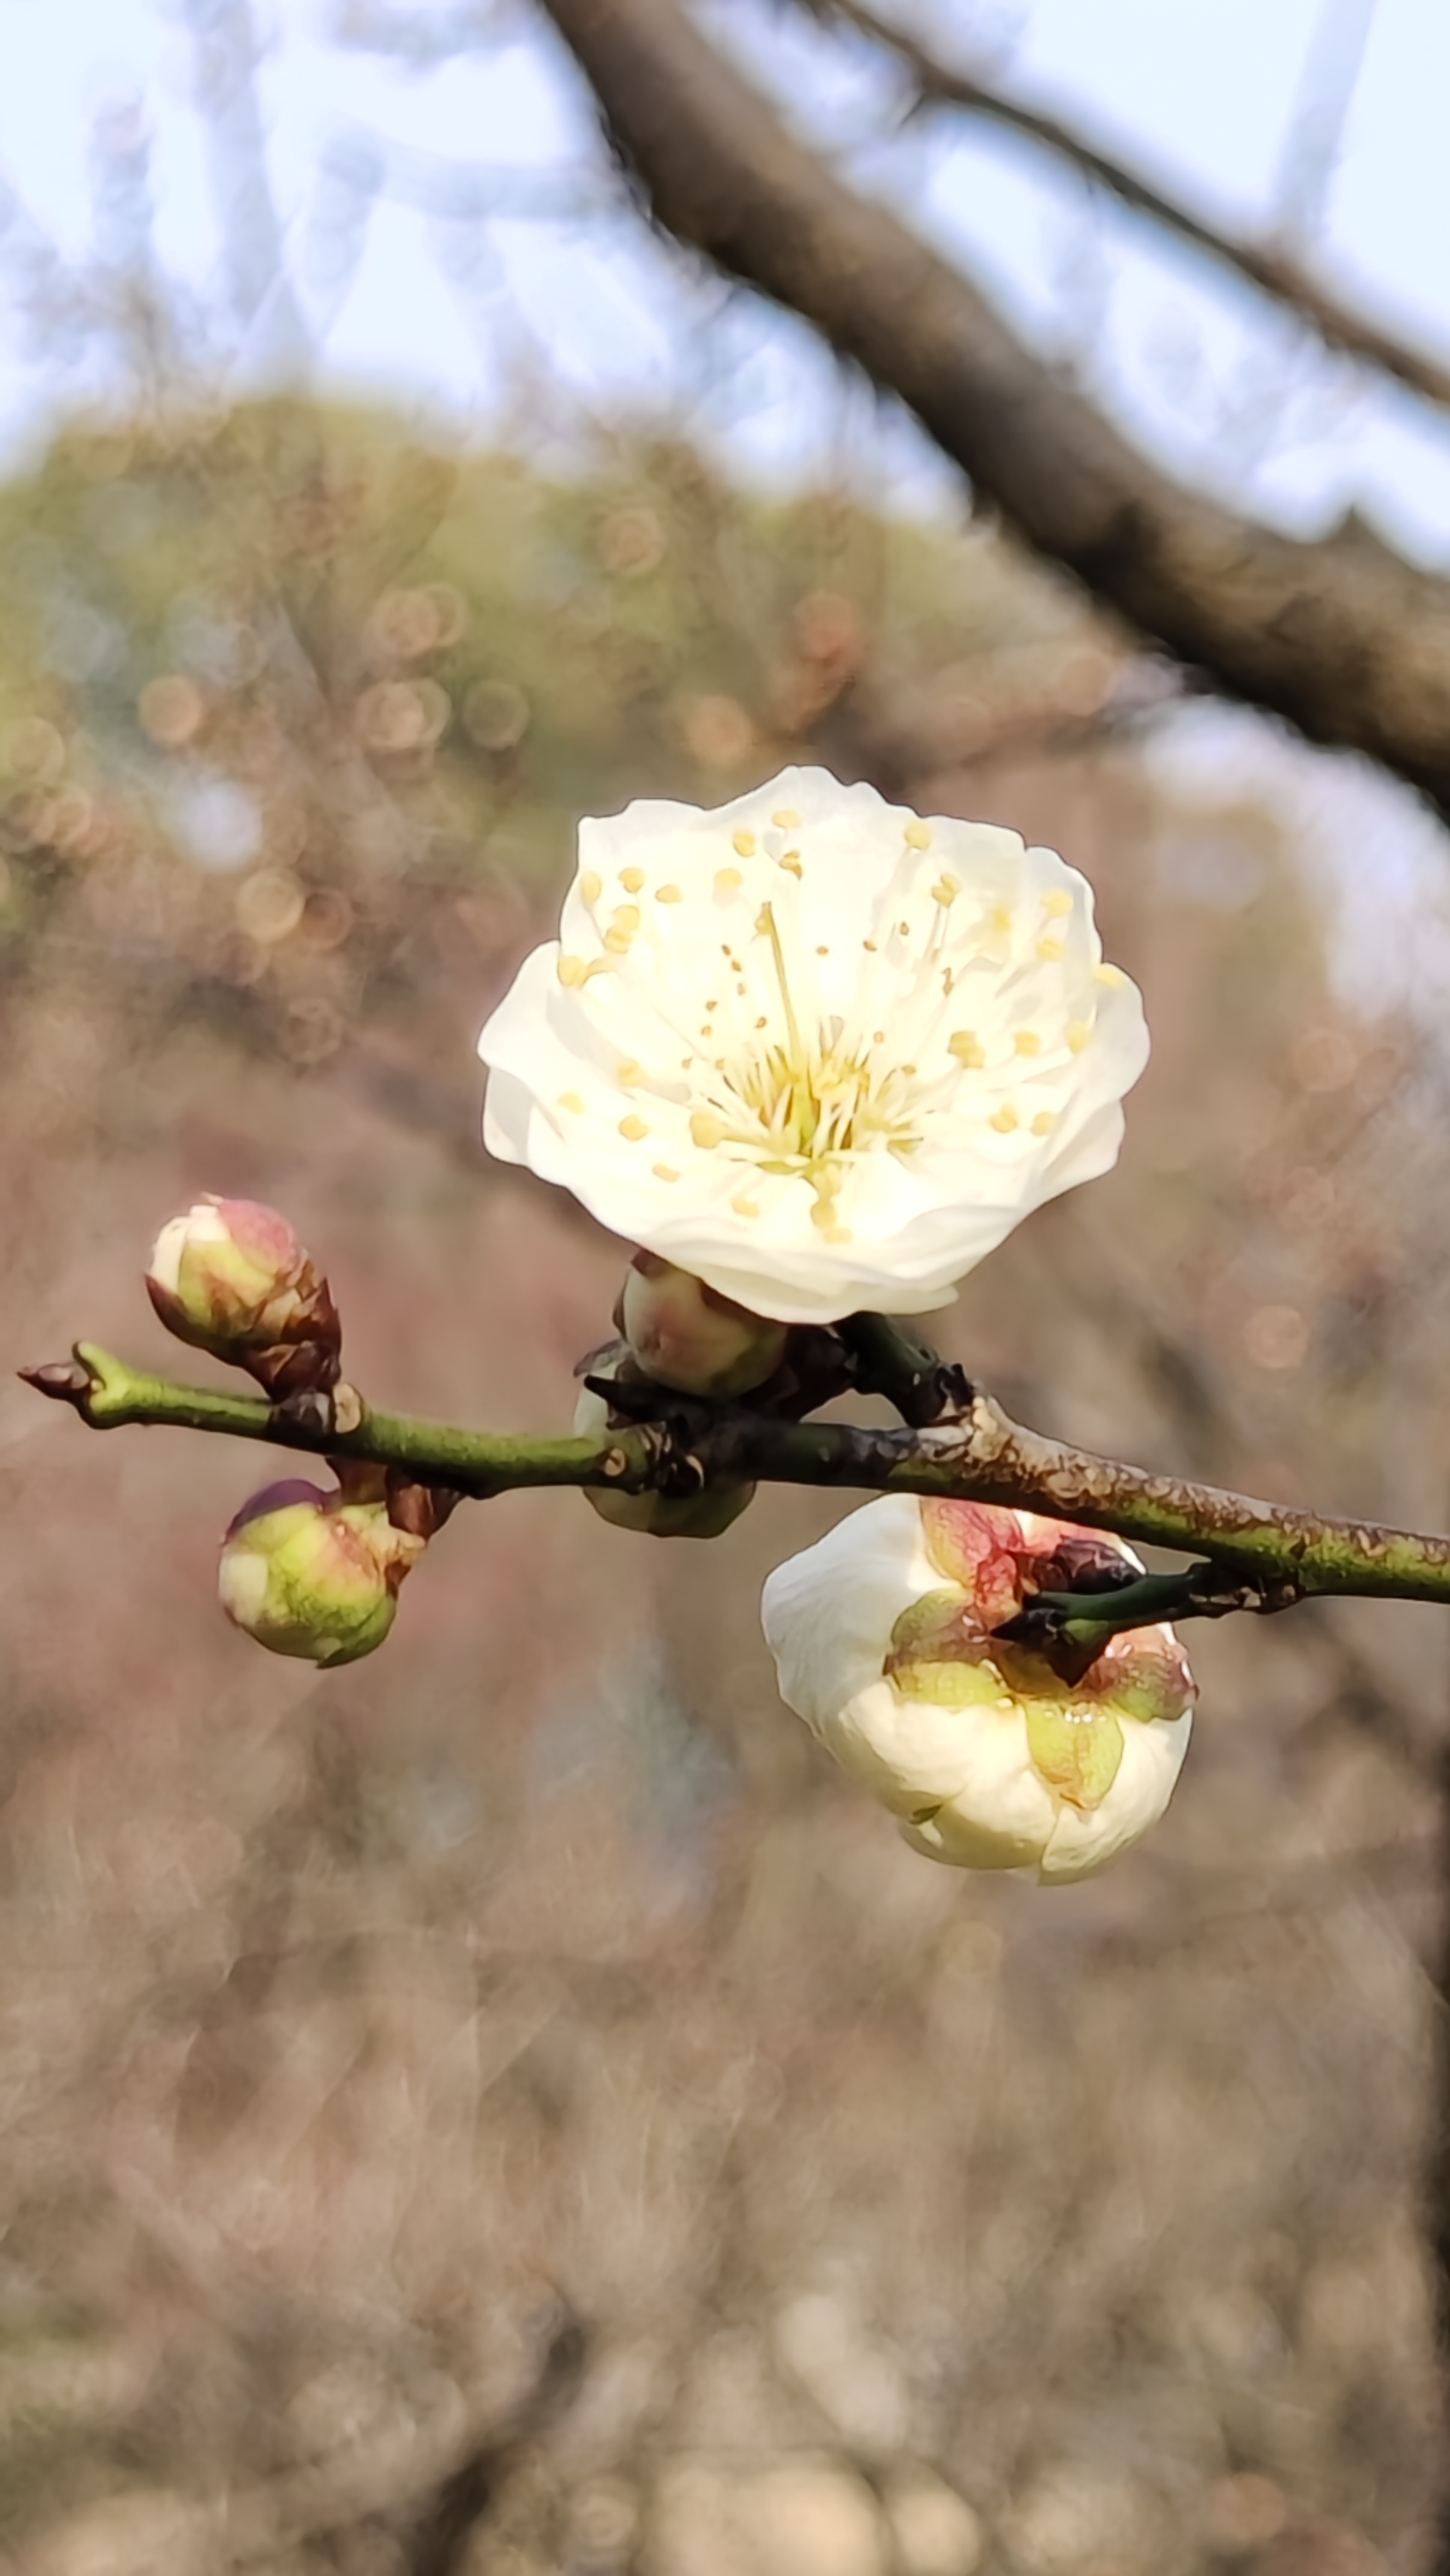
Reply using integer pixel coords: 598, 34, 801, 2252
147, 1197, 341, 1395
574, 1356, 755, 1539
618, 1253, 787, 1400
762, 1496, 1195, 1883
218, 1479, 423, 1666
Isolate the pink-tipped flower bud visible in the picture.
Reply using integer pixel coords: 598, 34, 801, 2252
147, 1197, 340, 1395
218, 1479, 422, 1667
618, 1253, 787, 1400
573, 1356, 754, 1539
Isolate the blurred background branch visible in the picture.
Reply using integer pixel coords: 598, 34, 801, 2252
816, 0, 1450, 416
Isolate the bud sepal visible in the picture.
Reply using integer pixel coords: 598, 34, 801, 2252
574, 1351, 755, 1539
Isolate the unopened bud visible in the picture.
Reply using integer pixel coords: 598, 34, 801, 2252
762, 1496, 1196, 1883
218, 1479, 422, 1666
618, 1253, 786, 1399
574, 1359, 754, 1539
147, 1196, 340, 1395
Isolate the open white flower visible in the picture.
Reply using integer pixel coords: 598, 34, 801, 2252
478, 766, 1148, 1325
761, 1495, 1195, 1882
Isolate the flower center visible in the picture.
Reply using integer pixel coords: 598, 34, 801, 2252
686, 903, 928, 1233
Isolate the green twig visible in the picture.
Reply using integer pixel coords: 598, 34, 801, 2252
21, 1342, 1450, 1621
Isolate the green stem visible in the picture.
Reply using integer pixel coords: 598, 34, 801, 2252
22, 1342, 1450, 1620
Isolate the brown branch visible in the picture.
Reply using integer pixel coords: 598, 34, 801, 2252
820, 0, 1450, 417
535, 0, 1450, 820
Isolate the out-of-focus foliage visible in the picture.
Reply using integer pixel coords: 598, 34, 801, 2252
2, 398, 1446, 2575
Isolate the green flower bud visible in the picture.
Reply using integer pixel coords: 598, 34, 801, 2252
573, 1363, 754, 1539
146, 1198, 340, 1395
218, 1480, 422, 1666
618, 1253, 787, 1399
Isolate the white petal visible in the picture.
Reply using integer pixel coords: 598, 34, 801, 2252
824, 1682, 1056, 1859
761, 1496, 932, 1731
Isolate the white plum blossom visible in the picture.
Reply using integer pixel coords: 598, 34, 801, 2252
761, 1494, 1195, 1882
477, 766, 1148, 1325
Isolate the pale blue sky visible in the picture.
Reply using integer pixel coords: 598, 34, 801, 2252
1, 0, 1450, 558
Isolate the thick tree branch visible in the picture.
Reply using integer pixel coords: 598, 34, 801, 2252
23, 1343, 1450, 1618
535, 0, 1450, 819
821, 0, 1450, 418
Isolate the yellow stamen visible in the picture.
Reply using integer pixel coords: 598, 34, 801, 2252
1031, 1110, 1056, 1135
779, 850, 803, 877
1037, 936, 1064, 962
1014, 1030, 1041, 1056
758, 900, 805, 1068
731, 1190, 762, 1217
616, 1058, 644, 1085
618, 1114, 649, 1141
652, 1162, 681, 1182
1041, 889, 1072, 917
904, 820, 932, 849
732, 828, 757, 857
691, 1109, 726, 1148
714, 867, 743, 896
579, 869, 602, 904
1095, 962, 1125, 986
990, 1104, 1019, 1133
1066, 1020, 1092, 1053
556, 1090, 585, 1113
619, 867, 645, 893
656, 883, 683, 903
931, 874, 960, 905
771, 808, 800, 828
949, 1031, 984, 1067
